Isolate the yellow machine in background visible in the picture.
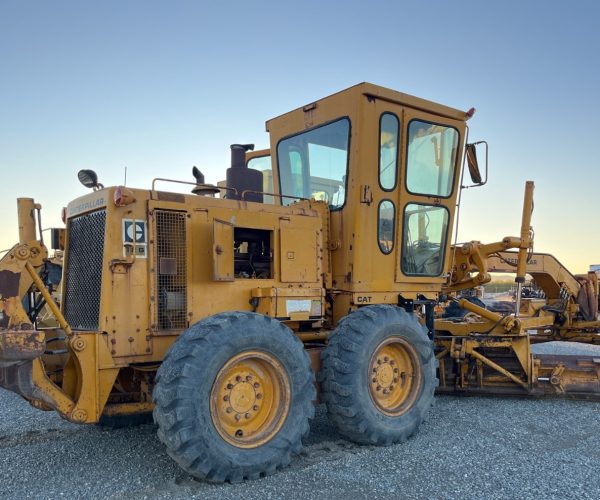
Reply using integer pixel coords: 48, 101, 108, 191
1, 83, 599, 482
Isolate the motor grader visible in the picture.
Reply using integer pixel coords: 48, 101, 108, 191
1, 83, 599, 483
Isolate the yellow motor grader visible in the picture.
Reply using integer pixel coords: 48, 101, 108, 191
1, 83, 599, 482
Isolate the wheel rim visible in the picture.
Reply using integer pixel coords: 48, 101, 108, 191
210, 350, 291, 448
368, 337, 422, 416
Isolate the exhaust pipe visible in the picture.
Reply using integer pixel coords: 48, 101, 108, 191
226, 144, 263, 203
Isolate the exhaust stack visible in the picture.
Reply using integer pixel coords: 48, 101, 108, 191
226, 144, 263, 203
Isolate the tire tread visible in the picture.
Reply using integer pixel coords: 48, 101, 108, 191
321, 304, 437, 445
153, 312, 315, 482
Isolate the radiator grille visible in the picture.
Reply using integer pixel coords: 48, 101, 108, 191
155, 210, 188, 330
63, 210, 106, 330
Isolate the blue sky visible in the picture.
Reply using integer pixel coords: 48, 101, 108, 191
1, 0, 598, 272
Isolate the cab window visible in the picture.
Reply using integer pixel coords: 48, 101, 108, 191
406, 120, 458, 198
378, 200, 395, 254
248, 155, 274, 204
277, 118, 350, 209
379, 113, 399, 190
401, 203, 449, 276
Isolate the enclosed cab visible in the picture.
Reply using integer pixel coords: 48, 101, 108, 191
261, 83, 471, 322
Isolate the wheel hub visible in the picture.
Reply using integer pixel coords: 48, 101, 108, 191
211, 351, 290, 448
368, 337, 421, 416
374, 362, 395, 387
222, 375, 263, 421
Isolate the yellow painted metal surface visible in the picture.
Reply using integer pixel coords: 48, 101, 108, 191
17, 198, 37, 244
212, 219, 235, 281
280, 223, 318, 283
251, 286, 324, 321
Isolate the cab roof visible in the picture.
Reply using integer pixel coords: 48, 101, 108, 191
266, 82, 470, 131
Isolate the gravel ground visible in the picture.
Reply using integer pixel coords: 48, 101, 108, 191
531, 341, 600, 356
2, 388, 600, 499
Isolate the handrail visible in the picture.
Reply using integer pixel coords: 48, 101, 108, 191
240, 190, 310, 202
151, 177, 237, 196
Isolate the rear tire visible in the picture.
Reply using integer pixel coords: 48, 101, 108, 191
320, 304, 436, 445
153, 312, 315, 483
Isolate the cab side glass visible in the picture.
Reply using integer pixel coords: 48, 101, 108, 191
378, 200, 395, 254
401, 203, 449, 276
247, 156, 274, 204
379, 113, 399, 191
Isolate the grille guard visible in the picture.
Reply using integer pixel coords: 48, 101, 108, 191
63, 209, 106, 330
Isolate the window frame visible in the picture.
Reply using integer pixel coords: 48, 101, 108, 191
378, 112, 400, 192
400, 201, 450, 277
276, 116, 352, 211
377, 199, 396, 255
246, 154, 271, 170
404, 118, 460, 200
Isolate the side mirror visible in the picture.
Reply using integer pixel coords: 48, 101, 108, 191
464, 141, 488, 187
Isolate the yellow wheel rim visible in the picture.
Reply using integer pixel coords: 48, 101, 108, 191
210, 351, 290, 449
368, 337, 422, 416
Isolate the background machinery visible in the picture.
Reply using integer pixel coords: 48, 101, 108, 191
1, 83, 599, 482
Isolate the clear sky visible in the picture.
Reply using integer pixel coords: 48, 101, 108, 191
1, 0, 598, 273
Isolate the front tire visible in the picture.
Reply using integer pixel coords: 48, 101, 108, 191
153, 312, 315, 482
320, 305, 436, 445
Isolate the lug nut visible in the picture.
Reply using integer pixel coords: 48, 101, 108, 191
376, 385, 381, 391
253, 405, 259, 411
377, 359, 382, 365
256, 393, 262, 399
227, 383, 233, 389
235, 414, 241, 421
236, 376, 242, 382
226, 407, 232, 414
394, 368, 399, 374
245, 413, 251, 419
384, 356, 389, 362
383, 389, 389, 395
390, 360, 395, 366
372, 378, 377, 383
223, 395, 229, 402
246, 375, 252, 381
254, 382, 260, 389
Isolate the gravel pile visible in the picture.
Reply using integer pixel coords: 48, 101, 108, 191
531, 341, 600, 356
1, 388, 600, 499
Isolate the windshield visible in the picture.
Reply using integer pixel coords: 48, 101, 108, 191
277, 118, 350, 209
406, 120, 459, 197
